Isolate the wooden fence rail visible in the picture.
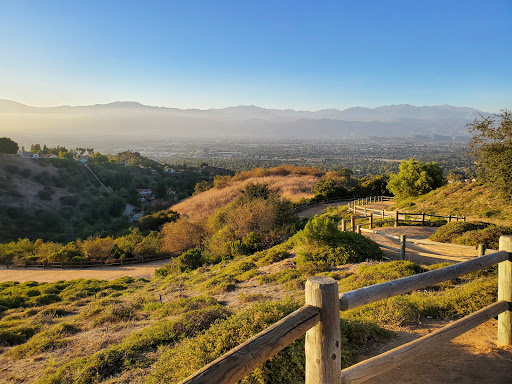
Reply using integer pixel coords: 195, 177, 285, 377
348, 201, 465, 225
5, 252, 178, 270
179, 236, 512, 384
293, 195, 392, 214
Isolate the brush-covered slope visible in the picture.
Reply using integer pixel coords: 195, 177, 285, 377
172, 166, 323, 220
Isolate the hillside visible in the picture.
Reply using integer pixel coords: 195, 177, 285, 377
392, 182, 512, 225
172, 174, 319, 220
0, 152, 231, 243
0, 167, 509, 383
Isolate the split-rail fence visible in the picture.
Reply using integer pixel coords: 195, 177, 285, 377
179, 236, 512, 384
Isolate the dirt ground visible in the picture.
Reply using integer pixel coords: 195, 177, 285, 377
0, 259, 171, 283
360, 319, 512, 384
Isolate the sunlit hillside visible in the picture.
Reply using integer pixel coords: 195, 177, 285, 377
393, 182, 512, 225
173, 174, 320, 220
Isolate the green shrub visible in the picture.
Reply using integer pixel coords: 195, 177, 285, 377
8, 323, 80, 358
0, 326, 37, 346
178, 248, 204, 272
296, 229, 383, 273
429, 221, 512, 249
429, 221, 490, 243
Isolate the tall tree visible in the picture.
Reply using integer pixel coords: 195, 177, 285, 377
0, 137, 19, 154
468, 110, 512, 198
387, 157, 445, 198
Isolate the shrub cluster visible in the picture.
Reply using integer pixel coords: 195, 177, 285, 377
429, 221, 512, 249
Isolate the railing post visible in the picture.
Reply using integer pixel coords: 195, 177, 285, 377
498, 236, 512, 346
341, 219, 346, 232
478, 244, 486, 257
381, 210, 385, 219
422, 213, 425, 226
305, 276, 341, 384
449, 215, 452, 223
394, 211, 399, 228
400, 235, 406, 260
356, 224, 361, 234
364, 207, 367, 216
351, 216, 355, 233
369, 214, 373, 229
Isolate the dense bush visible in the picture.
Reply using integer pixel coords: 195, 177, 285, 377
295, 217, 383, 274
177, 248, 204, 272
429, 221, 511, 249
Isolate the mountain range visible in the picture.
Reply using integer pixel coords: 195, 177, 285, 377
0, 100, 487, 145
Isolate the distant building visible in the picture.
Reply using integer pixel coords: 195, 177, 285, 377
19, 151, 39, 159
137, 189, 153, 202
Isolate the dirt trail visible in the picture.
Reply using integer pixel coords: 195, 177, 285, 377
0, 259, 170, 283
361, 319, 512, 384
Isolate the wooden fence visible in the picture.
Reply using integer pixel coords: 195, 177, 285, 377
348, 198, 465, 226
293, 195, 392, 214
5, 252, 177, 270
179, 236, 512, 384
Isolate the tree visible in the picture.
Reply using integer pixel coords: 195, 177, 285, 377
312, 178, 348, 198
387, 157, 445, 198
468, 110, 512, 197
0, 137, 19, 154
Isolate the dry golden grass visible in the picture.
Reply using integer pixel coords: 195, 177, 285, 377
172, 175, 319, 220
394, 182, 512, 225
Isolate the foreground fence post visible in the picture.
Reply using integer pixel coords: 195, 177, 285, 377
400, 235, 406, 260
305, 277, 341, 384
478, 244, 486, 257
498, 236, 512, 346
369, 214, 373, 229
341, 219, 346, 232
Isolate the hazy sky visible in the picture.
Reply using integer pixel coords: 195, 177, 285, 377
0, 0, 510, 111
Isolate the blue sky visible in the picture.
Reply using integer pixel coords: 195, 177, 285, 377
0, 0, 510, 111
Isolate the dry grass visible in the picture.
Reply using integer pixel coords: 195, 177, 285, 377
394, 182, 512, 225
172, 175, 319, 220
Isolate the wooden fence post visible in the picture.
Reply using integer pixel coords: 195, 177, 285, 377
6, 260, 9, 269
498, 236, 512, 346
464, 216, 466, 222
422, 213, 425, 226
356, 225, 361, 234
400, 235, 406, 260
351, 216, 355, 233
381, 210, 385, 219
364, 207, 367, 216
478, 244, 486, 257
449, 215, 452, 223
370, 214, 373, 229
305, 276, 341, 384
341, 219, 346, 232
394, 211, 399, 228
